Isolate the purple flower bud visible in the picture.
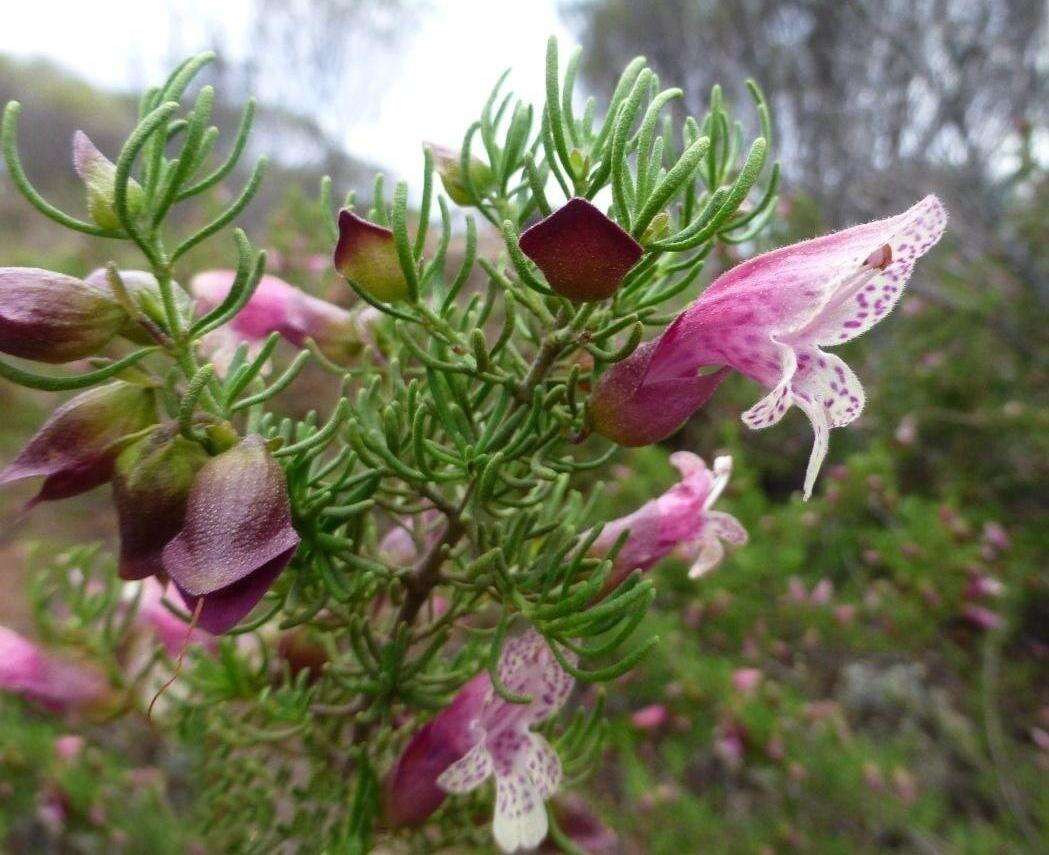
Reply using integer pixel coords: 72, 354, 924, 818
0, 381, 156, 506
382, 673, 491, 827
0, 626, 112, 714
112, 428, 209, 580
427, 143, 494, 206
72, 130, 145, 230
161, 435, 299, 634
518, 197, 643, 302
334, 210, 410, 302
0, 267, 128, 363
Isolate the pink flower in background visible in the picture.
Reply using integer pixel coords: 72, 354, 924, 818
592, 196, 947, 498
964, 573, 1004, 601
731, 668, 763, 696
191, 270, 363, 374
631, 703, 669, 731
377, 510, 443, 567
437, 629, 575, 853
961, 604, 1004, 631
0, 626, 111, 714
131, 577, 219, 657
544, 794, 619, 854
591, 452, 746, 592
54, 735, 85, 761
810, 578, 834, 605
981, 521, 1011, 554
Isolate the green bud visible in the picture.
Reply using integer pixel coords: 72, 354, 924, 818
427, 143, 494, 206
72, 131, 146, 230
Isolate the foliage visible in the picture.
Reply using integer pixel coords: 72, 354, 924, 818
0, 40, 787, 851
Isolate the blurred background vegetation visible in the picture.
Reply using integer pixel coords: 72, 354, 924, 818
0, 1, 1045, 852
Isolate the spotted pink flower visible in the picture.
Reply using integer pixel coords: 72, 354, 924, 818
0, 626, 111, 714
383, 673, 491, 827
592, 196, 947, 498
591, 452, 746, 593
437, 629, 575, 853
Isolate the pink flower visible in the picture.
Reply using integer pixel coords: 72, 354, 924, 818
961, 604, 1004, 631
810, 578, 834, 605
54, 735, 85, 761
731, 668, 763, 696
981, 521, 1011, 553
131, 577, 219, 657
378, 510, 443, 567
191, 270, 363, 374
591, 452, 746, 592
0, 626, 111, 714
437, 629, 575, 853
631, 703, 669, 730
964, 573, 1005, 601
382, 673, 491, 827
545, 794, 618, 854
591, 196, 947, 498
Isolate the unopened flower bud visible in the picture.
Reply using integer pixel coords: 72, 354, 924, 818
427, 143, 494, 206
1, 381, 156, 506
0, 267, 128, 363
334, 210, 410, 302
518, 197, 642, 302
112, 428, 209, 580
161, 435, 299, 634
72, 130, 145, 230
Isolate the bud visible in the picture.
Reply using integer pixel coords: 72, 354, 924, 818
427, 143, 494, 206
518, 197, 643, 302
0, 267, 128, 363
112, 428, 209, 580
334, 210, 410, 302
276, 629, 328, 681
85, 268, 192, 343
383, 673, 490, 827
0, 381, 156, 506
0, 625, 112, 714
72, 130, 146, 230
161, 435, 300, 634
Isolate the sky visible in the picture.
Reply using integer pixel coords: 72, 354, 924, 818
0, 0, 577, 179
